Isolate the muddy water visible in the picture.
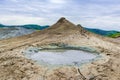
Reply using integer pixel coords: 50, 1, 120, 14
23, 47, 101, 66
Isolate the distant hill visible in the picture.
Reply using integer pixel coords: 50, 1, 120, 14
84, 27, 120, 38
0, 24, 49, 30
0, 27, 35, 40
0, 23, 120, 38
108, 32, 120, 38
0, 24, 49, 40
21, 24, 49, 30
0, 24, 5, 28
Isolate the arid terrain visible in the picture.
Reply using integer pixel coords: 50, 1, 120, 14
117, 37, 120, 40
0, 17, 120, 80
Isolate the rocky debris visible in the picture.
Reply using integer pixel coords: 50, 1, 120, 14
0, 54, 46, 80
46, 67, 87, 80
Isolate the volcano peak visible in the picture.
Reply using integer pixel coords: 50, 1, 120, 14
57, 17, 67, 23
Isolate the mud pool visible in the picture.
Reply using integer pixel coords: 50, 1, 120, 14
23, 47, 101, 66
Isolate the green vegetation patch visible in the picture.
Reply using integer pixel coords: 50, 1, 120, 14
108, 32, 120, 38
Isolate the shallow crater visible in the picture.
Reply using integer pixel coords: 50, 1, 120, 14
23, 46, 101, 67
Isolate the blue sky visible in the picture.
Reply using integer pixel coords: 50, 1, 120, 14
0, 0, 120, 31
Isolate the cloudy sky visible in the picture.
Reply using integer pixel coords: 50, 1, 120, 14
0, 0, 120, 31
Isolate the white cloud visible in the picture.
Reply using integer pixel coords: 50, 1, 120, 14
0, 0, 120, 31
48, 0, 66, 4
10, 0, 18, 2
0, 15, 47, 25
77, 16, 120, 31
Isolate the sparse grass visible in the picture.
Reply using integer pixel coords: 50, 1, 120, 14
108, 32, 120, 38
